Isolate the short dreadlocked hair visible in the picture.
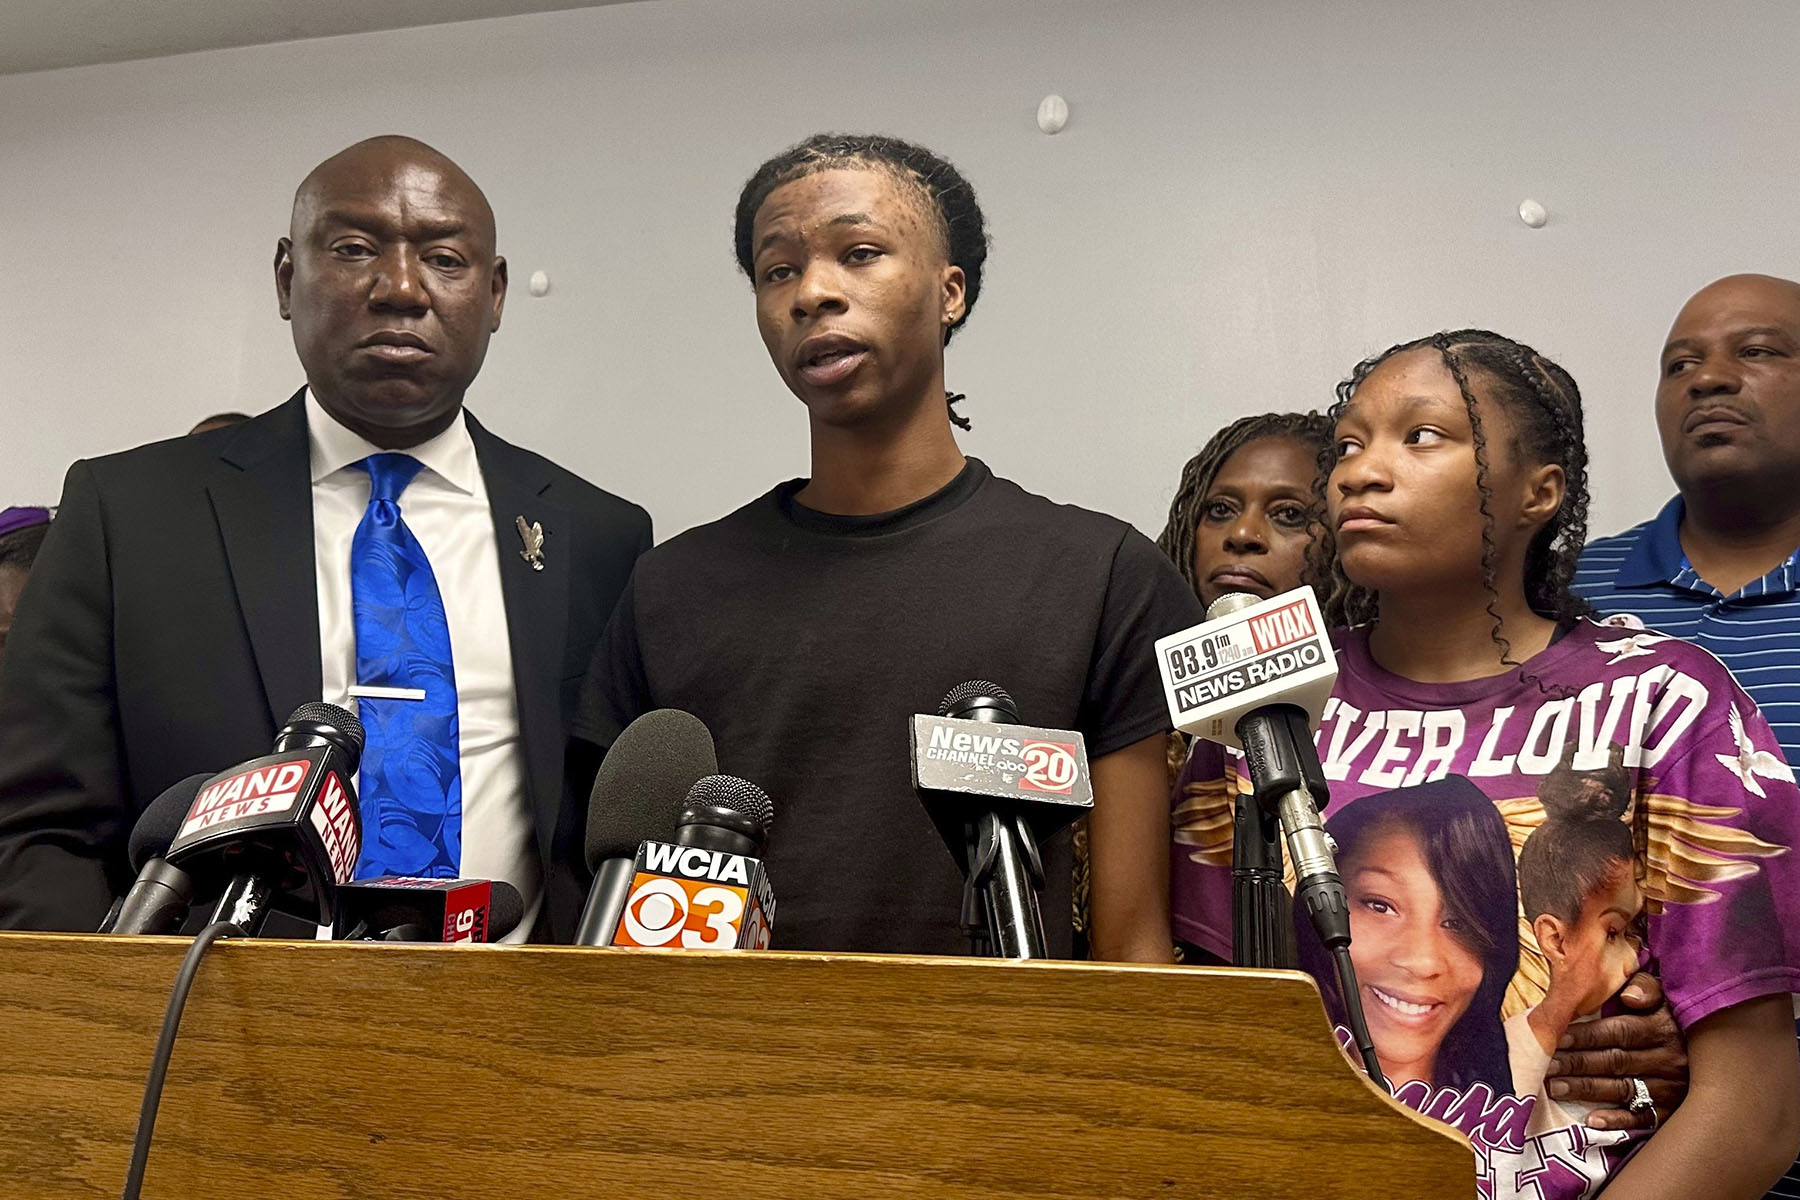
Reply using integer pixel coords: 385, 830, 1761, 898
1318, 330, 1595, 661
0, 523, 48, 573
1155, 411, 1333, 600
733, 133, 990, 429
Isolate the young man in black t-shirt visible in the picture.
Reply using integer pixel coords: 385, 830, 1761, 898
574, 134, 1201, 958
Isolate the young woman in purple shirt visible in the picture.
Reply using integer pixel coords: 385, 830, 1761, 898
1166, 333, 1800, 1198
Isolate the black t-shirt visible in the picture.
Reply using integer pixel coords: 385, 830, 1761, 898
573, 458, 1203, 955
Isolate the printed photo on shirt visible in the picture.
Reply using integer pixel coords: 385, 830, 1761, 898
1507, 745, 1645, 1135
1295, 775, 1519, 1096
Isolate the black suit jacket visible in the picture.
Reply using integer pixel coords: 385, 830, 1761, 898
0, 391, 650, 940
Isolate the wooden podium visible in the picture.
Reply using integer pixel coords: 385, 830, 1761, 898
0, 933, 1469, 1198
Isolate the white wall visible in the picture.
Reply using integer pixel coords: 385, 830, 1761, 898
2, 0, 1797, 542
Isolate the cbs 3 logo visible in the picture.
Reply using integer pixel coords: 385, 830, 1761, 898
620, 877, 747, 948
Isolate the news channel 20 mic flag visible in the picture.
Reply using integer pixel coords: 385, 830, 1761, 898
911, 681, 1094, 959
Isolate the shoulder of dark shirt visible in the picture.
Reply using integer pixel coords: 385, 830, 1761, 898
977, 470, 1141, 546
983, 473, 1202, 608
620, 487, 778, 572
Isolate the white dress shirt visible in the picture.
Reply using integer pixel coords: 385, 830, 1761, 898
307, 392, 541, 942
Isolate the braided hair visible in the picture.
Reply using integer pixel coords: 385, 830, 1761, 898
1155, 411, 1333, 599
1317, 330, 1594, 663
733, 133, 990, 430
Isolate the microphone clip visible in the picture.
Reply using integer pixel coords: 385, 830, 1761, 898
1237, 703, 1331, 821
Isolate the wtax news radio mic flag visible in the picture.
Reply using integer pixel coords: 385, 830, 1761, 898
1155, 587, 1336, 745
1152, 586, 1343, 932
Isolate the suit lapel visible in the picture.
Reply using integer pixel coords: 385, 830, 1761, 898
468, 414, 570, 869
207, 390, 322, 728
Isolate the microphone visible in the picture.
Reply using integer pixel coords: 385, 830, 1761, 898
673, 773, 773, 855
911, 681, 1094, 960
1155, 587, 1385, 1087
611, 774, 776, 950
163, 702, 366, 936
574, 709, 719, 947
334, 877, 525, 943
1155, 588, 1343, 947
103, 774, 213, 935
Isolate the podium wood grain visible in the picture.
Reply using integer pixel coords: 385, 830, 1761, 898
0, 933, 1470, 1198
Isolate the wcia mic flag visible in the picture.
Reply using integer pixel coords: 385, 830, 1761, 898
612, 841, 775, 951
1154, 585, 1336, 748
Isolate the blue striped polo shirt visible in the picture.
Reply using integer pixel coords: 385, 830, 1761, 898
1573, 496, 1800, 765
1574, 495, 1800, 1200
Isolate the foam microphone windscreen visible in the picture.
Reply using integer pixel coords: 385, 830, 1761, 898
488, 880, 526, 941
584, 709, 719, 870
128, 774, 217, 871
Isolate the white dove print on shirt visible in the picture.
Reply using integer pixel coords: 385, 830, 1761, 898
1595, 631, 1672, 665
1716, 703, 1797, 798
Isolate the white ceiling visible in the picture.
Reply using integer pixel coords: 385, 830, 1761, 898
0, 0, 640, 75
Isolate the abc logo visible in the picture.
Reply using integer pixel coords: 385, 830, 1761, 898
1020, 740, 1078, 794
617, 875, 747, 949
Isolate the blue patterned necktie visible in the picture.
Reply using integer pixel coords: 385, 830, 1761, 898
349, 453, 462, 878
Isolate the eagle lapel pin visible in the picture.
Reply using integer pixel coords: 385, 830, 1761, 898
515, 516, 546, 571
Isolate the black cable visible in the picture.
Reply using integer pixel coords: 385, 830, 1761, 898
121, 921, 235, 1200
1331, 944, 1389, 1093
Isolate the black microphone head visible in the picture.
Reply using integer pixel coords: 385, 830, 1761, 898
487, 880, 525, 941
128, 773, 215, 871
585, 709, 719, 870
683, 774, 775, 835
938, 679, 1019, 724
280, 702, 366, 771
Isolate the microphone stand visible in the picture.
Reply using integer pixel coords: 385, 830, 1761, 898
962, 811, 1047, 960
1239, 703, 1387, 1090
574, 858, 638, 946
1231, 793, 1290, 969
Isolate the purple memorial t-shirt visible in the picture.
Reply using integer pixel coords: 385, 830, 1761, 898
1171, 618, 1800, 1200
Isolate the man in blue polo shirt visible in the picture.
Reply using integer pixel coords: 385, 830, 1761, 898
1573, 271, 1800, 1200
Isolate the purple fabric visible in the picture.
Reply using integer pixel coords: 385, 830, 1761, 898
1171, 618, 1800, 1199
0, 507, 49, 539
